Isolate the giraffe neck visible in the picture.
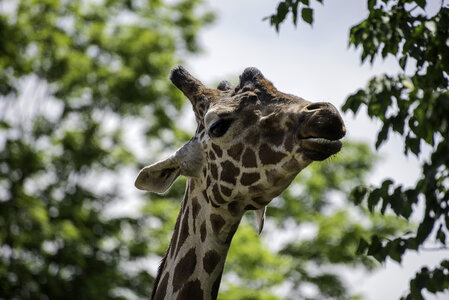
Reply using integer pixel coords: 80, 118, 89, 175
151, 178, 244, 300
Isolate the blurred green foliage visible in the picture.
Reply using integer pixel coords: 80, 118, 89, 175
0, 0, 408, 299
0, 0, 213, 299
268, 0, 449, 299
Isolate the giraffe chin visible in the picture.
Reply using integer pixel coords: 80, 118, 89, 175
301, 138, 343, 161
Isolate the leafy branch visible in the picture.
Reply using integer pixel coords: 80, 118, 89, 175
264, 0, 323, 31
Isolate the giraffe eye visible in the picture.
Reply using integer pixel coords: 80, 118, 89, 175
209, 119, 234, 138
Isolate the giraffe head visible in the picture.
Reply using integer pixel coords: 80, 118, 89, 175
136, 66, 345, 229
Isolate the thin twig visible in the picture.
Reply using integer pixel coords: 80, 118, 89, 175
420, 246, 449, 252
408, 4, 419, 14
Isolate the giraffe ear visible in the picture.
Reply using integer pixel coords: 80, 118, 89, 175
135, 139, 204, 194
135, 158, 181, 194
254, 207, 266, 234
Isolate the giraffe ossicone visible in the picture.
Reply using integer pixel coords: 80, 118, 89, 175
135, 66, 346, 300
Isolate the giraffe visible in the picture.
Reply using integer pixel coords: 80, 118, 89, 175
135, 66, 346, 300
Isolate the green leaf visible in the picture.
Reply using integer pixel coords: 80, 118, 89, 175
394, 239, 406, 262
292, 1, 299, 26
367, 189, 381, 212
389, 187, 404, 216
356, 238, 369, 255
342, 90, 365, 114
436, 225, 446, 245
301, 7, 314, 25
416, 215, 435, 244
405, 136, 421, 156
276, 2, 289, 23
350, 185, 368, 205
375, 125, 389, 149
415, 0, 426, 9
380, 179, 393, 194
368, 235, 385, 262
367, 0, 376, 11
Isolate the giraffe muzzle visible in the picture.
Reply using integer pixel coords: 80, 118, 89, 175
300, 137, 343, 161
298, 102, 346, 161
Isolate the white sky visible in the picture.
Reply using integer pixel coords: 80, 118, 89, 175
186, 0, 449, 299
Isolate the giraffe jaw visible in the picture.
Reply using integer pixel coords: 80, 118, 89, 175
301, 137, 343, 161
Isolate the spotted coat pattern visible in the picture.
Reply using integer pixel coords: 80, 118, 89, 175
138, 66, 346, 300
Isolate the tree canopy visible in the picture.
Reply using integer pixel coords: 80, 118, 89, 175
0, 0, 213, 298
268, 0, 449, 299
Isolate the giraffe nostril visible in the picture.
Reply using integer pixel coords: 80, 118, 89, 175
304, 102, 326, 111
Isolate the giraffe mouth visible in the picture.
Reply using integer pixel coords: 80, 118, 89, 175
300, 137, 343, 161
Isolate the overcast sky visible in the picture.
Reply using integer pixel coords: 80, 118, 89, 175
187, 1, 448, 299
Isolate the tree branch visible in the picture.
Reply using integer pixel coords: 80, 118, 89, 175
420, 246, 449, 252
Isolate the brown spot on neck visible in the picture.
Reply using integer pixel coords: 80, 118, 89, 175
242, 148, 257, 168
208, 150, 216, 161
210, 214, 225, 235
202, 250, 221, 274
220, 160, 240, 185
282, 157, 300, 172
259, 143, 287, 165
212, 184, 226, 205
169, 212, 182, 259
225, 221, 240, 244
152, 273, 169, 300
176, 279, 204, 300
220, 185, 232, 197
211, 271, 223, 300
211, 144, 223, 158
202, 190, 210, 203
227, 201, 240, 216
240, 172, 260, 186
206, 175, 212, 188
268, 132, 284, 146
173, 248, 197, 292
200, 221, 207, 242
210, 162, 218, 180
191, 196, 201, 217
175, 207, 190, 257
227, 143, 244, 161
252, 196, 270, 206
